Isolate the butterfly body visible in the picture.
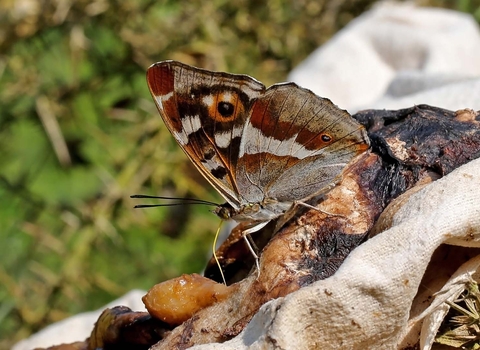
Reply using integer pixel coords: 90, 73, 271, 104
147, 61, 370, 231
214, 197, 291, 223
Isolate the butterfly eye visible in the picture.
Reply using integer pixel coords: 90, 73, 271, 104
217, 102, 234, 117
321, 134, 332, 143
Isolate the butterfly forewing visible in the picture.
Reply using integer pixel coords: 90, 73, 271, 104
147, 61, 266, 208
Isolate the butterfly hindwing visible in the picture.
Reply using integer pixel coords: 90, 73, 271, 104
237, 83, 369, 203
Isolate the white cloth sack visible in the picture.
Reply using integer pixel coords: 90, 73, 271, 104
288, 2, 480, 113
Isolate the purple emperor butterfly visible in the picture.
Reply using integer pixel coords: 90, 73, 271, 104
146, 60, 369, 238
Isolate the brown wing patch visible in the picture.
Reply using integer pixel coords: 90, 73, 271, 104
147, 64, 183, 133
249, 87, 301, 141
147, 64, 174, 97
237, 152, 301, 190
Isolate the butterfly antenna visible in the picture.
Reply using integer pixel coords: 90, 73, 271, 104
130, 194, 220, 208
132, 203, 203, 209
213, 221, 227, 285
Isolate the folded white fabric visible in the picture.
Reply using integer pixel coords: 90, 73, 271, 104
288, 2, 480, 113
192, 156, 480, 350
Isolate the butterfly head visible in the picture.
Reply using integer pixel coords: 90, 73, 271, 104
214, 203, 236, 220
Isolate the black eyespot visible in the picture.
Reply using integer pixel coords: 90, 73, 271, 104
211, 166, 228, 179
321, 134, 332, 142
217, 102, 234, 117
203, 149, 215, 160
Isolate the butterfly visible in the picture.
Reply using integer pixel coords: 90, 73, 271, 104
146, 60, 370, 240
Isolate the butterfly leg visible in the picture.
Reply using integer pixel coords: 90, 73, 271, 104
242, 221, 270, 276
243, 234, 260, 273
294, 201, 344, 217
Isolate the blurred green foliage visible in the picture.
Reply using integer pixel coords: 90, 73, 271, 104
0, 0, 476, 348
